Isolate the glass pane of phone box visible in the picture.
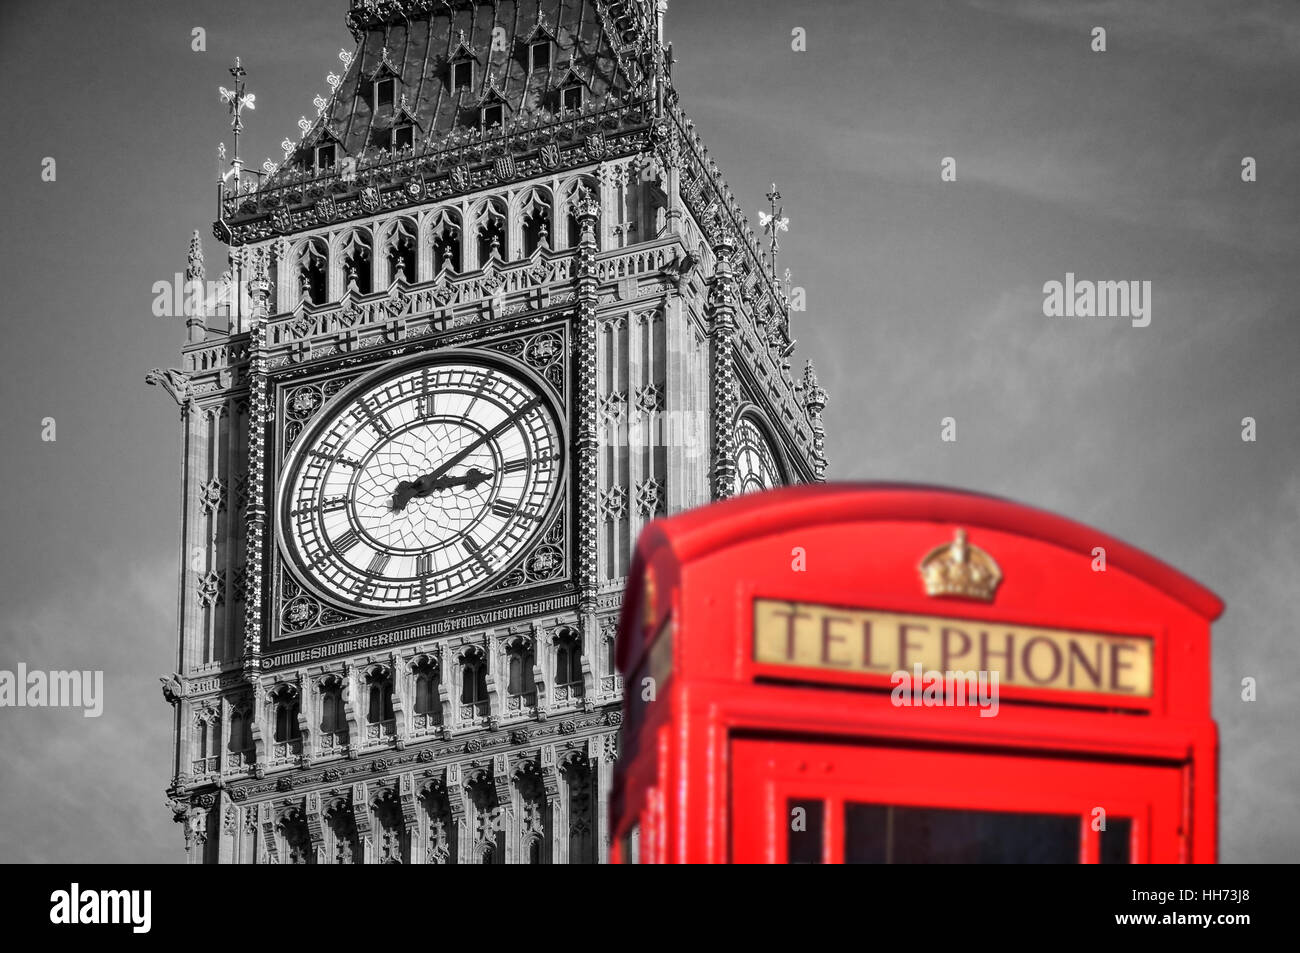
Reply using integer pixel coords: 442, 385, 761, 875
785, 800, 1122, 864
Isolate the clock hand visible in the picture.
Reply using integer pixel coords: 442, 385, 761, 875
390, 397, 542, 513
390, 467, 495, 512
424, 396, 545, 485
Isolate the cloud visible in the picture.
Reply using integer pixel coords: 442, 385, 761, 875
0, 557, 178, 863
961, 0, 1300, 66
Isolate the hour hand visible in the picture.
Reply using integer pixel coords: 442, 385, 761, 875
390, 467, 493, 512
390, 479, 420, 513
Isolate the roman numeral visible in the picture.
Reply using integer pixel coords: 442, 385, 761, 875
309, 451, 362, 470
463, 536, 492, 571
415, 554, 432, 576
359, 398, 392, 437
333, 529, 361, 552
366, 552, 391, 575
464, 374, 490, 414
291, 496, 348, 518
502, 458, 530, 474
490, 500, 516, 519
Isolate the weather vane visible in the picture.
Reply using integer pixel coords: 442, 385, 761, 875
759, 183, 789, 284
218, 57, 256, 192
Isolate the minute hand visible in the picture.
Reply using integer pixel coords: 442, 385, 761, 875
425, 396, 544, 484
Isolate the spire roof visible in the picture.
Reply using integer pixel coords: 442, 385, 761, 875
274, 0, 653, 180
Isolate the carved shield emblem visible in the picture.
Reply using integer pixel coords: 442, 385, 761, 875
494, 155, 517, 180
315, 195, 338, 224
586, 133, 607, 159
450, 165, 471, 192
539, 143, 560, 169
270, 206, 293, 233
359, 186, 380, 212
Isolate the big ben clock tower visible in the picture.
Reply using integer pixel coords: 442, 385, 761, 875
151, 0, 828, 864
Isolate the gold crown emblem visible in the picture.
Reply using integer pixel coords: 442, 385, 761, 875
919, 529, 1002, 602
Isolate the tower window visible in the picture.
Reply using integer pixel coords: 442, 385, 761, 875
507, 643, 535, 697
366, 677, 394, 724
530, 41, 551, 71
320, 687, 343, 733
561, 84, 583, 113
273, 699, 300, 743
555, 636, 583, 688
482, 103, 504, 129
315, 143, 336, 172
392, 123, 414, 151
452, 60, 473, 92
374, 77, 396, 112
461, 658, 487, 705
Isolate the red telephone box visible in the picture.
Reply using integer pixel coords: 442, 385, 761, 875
610, 485, 1222, 863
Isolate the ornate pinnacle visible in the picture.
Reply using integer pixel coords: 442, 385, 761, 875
246, 248, 272, 316
185, 231, 205, 283
572, 186, 602, 223
184, 231, 208, 339
801, 361, 827, 411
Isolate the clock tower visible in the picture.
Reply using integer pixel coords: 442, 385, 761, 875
152, 0, 828, 864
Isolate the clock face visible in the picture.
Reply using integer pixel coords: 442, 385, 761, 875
734, 415, 783, 496
281, 360, 563, 611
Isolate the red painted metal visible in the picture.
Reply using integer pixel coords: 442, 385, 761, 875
609, 484, 1222, 864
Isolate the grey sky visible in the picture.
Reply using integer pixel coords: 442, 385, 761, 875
0, 0, 1295, 862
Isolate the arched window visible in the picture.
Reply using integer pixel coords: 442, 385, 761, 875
366, 672, 394, 724
383, 218, 417, 285
410, 658, 440, 733
271, 689, 300, 744
430, 208, 462, 274
527, 836, 542, 864
296, 238, 328, 305
326, 803, 360, 864
196, 718, 211, 760
226, 711, 241, 754
228, 706, 252, 761
320, 684, 343, 733
414, 670, 437, 715
340, 230, 372, 296
520, 189, 551, 257
373, 791, 405, 864
604, 636, 617, 676
475, 199, 506, 264
562, 755, 595, 864
555, 633, 583, 688
461, 655, 487, 705
278, 809, 312, 865
506, 641, 535, 697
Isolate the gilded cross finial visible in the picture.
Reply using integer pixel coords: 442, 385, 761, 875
759, 182, 789, 285
218, 57, 256, 192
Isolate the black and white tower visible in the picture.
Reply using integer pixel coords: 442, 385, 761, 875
152, 0, 828, 864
